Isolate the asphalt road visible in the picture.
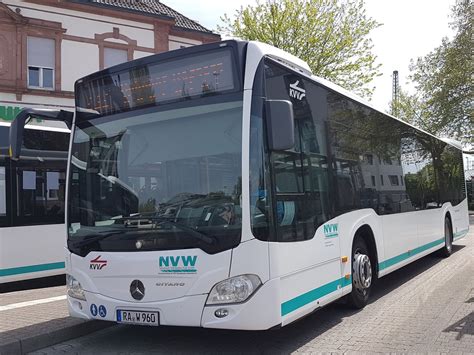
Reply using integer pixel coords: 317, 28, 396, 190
32, 217, 474, 354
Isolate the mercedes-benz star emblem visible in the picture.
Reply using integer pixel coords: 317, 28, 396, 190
130, 280, 145, 301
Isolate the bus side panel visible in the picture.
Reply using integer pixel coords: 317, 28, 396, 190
271, 209, 385, 325
379, 208, 448, 277
380, 212, 419, 274
0, 225, 66, 283
417, 207, 444, 250
452, 199, 470, 241
379, 200, 469, 278
269, 218, 343, 325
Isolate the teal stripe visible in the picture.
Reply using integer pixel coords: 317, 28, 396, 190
379, 238, 444, 271
281, 276, 351, 316
454, 228, 469, 240
160, 269, 197, 273
0, 262, 65, 277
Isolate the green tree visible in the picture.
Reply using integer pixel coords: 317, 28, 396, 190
219, 0, 381, 98
391, 89, 433, 132
406, 0, 473, 143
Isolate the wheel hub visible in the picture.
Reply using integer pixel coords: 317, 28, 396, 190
353, 253, 372, 291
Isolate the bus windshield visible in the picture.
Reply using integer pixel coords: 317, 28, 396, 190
68, 98, 243, 256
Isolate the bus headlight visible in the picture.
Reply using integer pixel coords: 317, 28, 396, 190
206, 274, 261, 305
66, 274, 86, 301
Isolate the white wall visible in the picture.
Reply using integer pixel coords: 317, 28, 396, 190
61, 40, 99, 92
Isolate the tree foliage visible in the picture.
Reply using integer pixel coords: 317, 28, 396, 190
219, 0, 381, 98
401, 0, 473, 144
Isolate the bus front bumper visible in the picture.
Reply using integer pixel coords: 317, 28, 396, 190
68, 278, 281, 330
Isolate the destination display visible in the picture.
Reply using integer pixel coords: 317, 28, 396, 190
76, 48, 236, 117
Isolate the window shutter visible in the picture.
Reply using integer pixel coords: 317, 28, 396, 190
27, 37, 55, 68
104, 47, 128, 68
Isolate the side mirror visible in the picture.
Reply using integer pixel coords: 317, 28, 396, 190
265, 99, 295, 151
9, 108, 73, 160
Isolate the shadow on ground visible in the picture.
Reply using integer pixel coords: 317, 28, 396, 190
0, 275, 65, 294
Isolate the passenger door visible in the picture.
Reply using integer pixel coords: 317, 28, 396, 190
264, 60, 342, 320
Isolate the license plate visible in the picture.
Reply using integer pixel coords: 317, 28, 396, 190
116, 310, 159, 326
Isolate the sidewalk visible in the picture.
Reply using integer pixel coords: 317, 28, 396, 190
0, 286, 113, 354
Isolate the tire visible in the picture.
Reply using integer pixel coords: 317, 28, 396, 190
440, 217, 453, 258
347, 237, 373, 309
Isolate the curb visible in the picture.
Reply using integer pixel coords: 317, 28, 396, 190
0, 320, 115, 355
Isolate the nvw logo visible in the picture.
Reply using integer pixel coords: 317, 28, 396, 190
289, 80, 306, 101
90, 255, 107, 270
159, 255, 197, 274
323, 223, 339, 238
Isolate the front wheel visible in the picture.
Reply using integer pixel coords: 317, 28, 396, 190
440, 217, 453, 258
347, 237, 373, 309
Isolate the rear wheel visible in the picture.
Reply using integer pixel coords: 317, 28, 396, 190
347, 237, 373, 309
440, 217, 453, 258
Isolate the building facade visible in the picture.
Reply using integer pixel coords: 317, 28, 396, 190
0, 0, 220, 126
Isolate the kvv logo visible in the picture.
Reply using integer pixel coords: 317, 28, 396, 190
90, 255, 107, 270
159, 255, 197, 274
323, 223, 339, 238
289, 80, 306, 101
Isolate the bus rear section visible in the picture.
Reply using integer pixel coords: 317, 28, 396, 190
0, 122, 69, 284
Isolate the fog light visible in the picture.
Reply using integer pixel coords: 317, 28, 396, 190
214, 308, 229, 318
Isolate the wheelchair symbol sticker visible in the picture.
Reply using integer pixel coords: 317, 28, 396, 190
98, 305, 107, 318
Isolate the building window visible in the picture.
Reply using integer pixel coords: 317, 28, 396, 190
380, 175, 384, 186
366, 154, 373, 165
401, 175, 404, 185
371, 175, 376, 186
27, 37, 55, 90
383, 157, 392, 165
104, 47, 128, 68
389, 175, 399, 186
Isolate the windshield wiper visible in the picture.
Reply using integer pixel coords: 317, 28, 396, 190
71, 230, 124, 248
117, 215, 216, 245
70, 215, 217, 252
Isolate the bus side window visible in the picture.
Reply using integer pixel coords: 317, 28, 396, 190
264, 60, 330, 242
0, 166, 6, 217
15, 167, 66, 226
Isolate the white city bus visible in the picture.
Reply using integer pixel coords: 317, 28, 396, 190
0, 122, 69, 284
14, 41, 467, 329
